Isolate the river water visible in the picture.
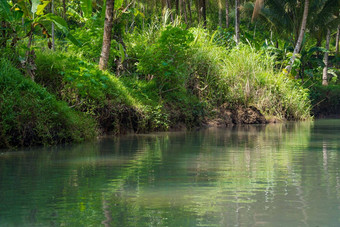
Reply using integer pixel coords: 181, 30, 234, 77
1, 120, 340, 226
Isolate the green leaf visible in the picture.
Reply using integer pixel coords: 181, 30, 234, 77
66, 32, 82, 47
16, 1, 30, 18
31, 0, 40, 14
114, 0, 124, 9
38, 13, 82, 47
13, 9, 24, 21
36, 1, 50, 15
307, 47, 327, 54
81, 0, 92, 18
209, 30, 218, 44
133, 8, 145, 18
0, 0, 13, 21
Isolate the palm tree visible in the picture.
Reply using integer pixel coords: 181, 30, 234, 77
253, 0, 310, 74
285, 0, 309, 74
322, 29, 331, 86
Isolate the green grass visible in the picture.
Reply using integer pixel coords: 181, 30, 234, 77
35, 51, 174, 133
0, 59, 97, 148
187, 27, 311, 120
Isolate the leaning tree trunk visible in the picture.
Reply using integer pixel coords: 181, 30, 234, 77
225, 0, 229, 28
252, 0, 263, 22
235, 0, 240, 44
99, 0, 115, 70
336, 25, 340, 56
322, 29, 331, 86
285, 0, 309, 75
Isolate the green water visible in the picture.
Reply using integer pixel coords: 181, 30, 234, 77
1, 120, 340, 226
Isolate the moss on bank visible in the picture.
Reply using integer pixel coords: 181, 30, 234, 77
0, 59, 96, 148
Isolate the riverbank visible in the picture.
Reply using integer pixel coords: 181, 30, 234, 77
0, 26, 312, 148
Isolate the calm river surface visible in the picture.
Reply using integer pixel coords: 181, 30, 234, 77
1, 120, 340, 226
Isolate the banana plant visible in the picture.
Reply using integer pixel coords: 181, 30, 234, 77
1, 0, 81, 79
1, 0, 81, 46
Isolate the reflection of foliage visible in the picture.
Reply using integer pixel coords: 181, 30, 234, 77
6, 121, 340, 226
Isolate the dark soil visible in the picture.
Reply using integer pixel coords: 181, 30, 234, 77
203, 106, 266, 128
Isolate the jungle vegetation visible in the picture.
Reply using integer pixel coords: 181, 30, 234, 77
0, 0, 339, 148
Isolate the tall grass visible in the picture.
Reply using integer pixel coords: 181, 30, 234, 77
187, 28, 311, 120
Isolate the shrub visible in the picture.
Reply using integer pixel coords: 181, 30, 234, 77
136, 25, 194, 94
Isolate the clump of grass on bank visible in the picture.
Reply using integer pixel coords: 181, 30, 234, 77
221, 45, 311, 120
187, 28, 311, 120
125, 24, 311, 121
0, 59, 97, 148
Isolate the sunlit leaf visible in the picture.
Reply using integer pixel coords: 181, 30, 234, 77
115, 0, 123, 9
81, 0, 92, 19
36, 1, 50, 15
31, 0, 40, 14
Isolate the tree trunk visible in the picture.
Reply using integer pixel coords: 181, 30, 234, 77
285, 0, 309, 74
166, 0, 174, 22
225, 0, 229, 28
62, 0, 67, 18
252, 0, 263, 22
176, 0, 179, 16
99, 0, 115, 70
201, 0, 206, 27
235, 0, 240, 44
322, 29, 331, 86
336, 25, 340, 56
187, 0, 192, 24
182, 0, 188, 23
217, 0, 222, 27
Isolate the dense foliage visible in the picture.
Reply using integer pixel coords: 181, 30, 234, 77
0, 0, 339, 148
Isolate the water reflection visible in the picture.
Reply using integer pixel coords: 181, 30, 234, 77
1, 120, 340, 226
